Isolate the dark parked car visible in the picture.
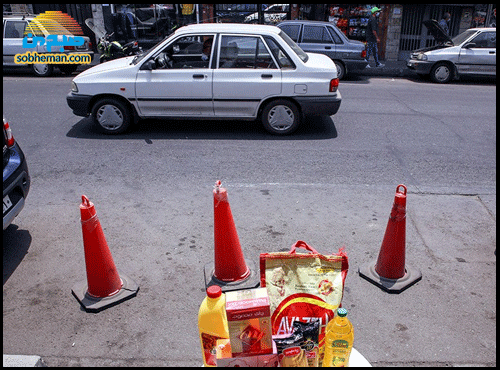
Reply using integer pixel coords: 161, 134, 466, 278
277, 20, 368, 79
3, 117, 30, 230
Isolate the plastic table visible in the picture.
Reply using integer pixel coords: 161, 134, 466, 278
348, 348, 372, 367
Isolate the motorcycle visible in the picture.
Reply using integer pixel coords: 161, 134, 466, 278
97, 32, 142, 63
85, 18, 142, 64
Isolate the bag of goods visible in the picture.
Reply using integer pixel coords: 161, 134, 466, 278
260, 240, 349, 366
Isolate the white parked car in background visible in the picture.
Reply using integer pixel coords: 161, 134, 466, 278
244, 4, 289, 25
67, 23, 341, 135
407, 20, 496, 83
3, 14, 94, 77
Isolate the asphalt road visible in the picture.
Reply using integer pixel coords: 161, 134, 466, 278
3, 72, 496, 366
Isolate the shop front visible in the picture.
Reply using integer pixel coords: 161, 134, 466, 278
19, 4, 496, 62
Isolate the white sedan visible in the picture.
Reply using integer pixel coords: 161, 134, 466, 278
67, 23, 341, 135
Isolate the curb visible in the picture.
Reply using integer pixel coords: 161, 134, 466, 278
357, 61, 412, 78
359, 68, 411, 78
3, 355, 45, 367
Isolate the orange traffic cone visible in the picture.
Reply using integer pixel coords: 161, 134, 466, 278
72, 195, 139, 312
204, 181, 260, 292
358, 185, 421, 293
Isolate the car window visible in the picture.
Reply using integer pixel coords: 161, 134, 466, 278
470, 31, 496, 48
327, 26, 343, 44
279, 24, 301, 42
4, 20, 27, 38
158, 34, 215, 69
278, 30, 308, 63
302, 25, 333, 44
264, 35, 295, 69
218, 35, 277, 69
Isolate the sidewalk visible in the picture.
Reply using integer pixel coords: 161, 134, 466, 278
3, 355, 45, 367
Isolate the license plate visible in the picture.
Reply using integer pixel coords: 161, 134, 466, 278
3, 194, 13, 213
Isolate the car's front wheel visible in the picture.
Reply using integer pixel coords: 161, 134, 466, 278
430, 62, 453, 83
261, 99, 300, 135
91, 98, 132, 134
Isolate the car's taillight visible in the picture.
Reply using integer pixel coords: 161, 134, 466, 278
3, 119, 15, 148
330, 78, 339, 92
361, 50, 366, 58
64, 45, 76, 51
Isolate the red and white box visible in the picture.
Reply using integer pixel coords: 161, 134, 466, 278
225, 287, 273, 357
215, 339, 279, 367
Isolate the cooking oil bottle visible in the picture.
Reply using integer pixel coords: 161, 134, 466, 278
198, 285, 229, 367
322, 308, 354, 367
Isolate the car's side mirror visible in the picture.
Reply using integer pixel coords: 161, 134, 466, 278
463, 42, 476, 49
140, 60, 156, 70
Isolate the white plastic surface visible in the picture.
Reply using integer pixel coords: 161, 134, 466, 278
347, 347, 372, 367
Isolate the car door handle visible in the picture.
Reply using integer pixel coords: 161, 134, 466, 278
261, 74, 273, 79
325, 46, 331, 50
489, 51, 495, 54
193, 74, 206, 79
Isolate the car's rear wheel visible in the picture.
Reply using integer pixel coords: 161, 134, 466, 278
31, 63, 53, 77
91, 98, 132, 134
261, 99, 300, 135
333, 60, 346, 80
430, 62, 453, 83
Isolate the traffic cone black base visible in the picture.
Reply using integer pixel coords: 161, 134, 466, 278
72, 271, 139, 313
204, 259, 260, 293
358, 261, 421, 294
358, 184, 421, 294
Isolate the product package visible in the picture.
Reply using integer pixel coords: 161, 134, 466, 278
225, 287, 273, 357
215, 339, 279, 367
274, 333, 308, 367
293, 320, 320, 367
260, 240, 349, 365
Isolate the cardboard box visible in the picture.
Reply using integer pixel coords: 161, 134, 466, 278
215, 339, 279, 367
225, 288, 273, 356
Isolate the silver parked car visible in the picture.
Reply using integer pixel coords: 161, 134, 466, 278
3, 14, 94, 77
277, 20, 368, 80
407, 20, 496, 83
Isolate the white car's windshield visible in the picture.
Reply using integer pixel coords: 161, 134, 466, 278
452, 29, 478, 46
131, 39, 164, 65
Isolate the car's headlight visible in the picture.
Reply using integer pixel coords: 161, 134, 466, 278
417, 53, 428, 61
71, 81, 78, 92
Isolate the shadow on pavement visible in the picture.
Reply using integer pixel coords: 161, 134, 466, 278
3, 224, 32, 285
66, 115, 338, 141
